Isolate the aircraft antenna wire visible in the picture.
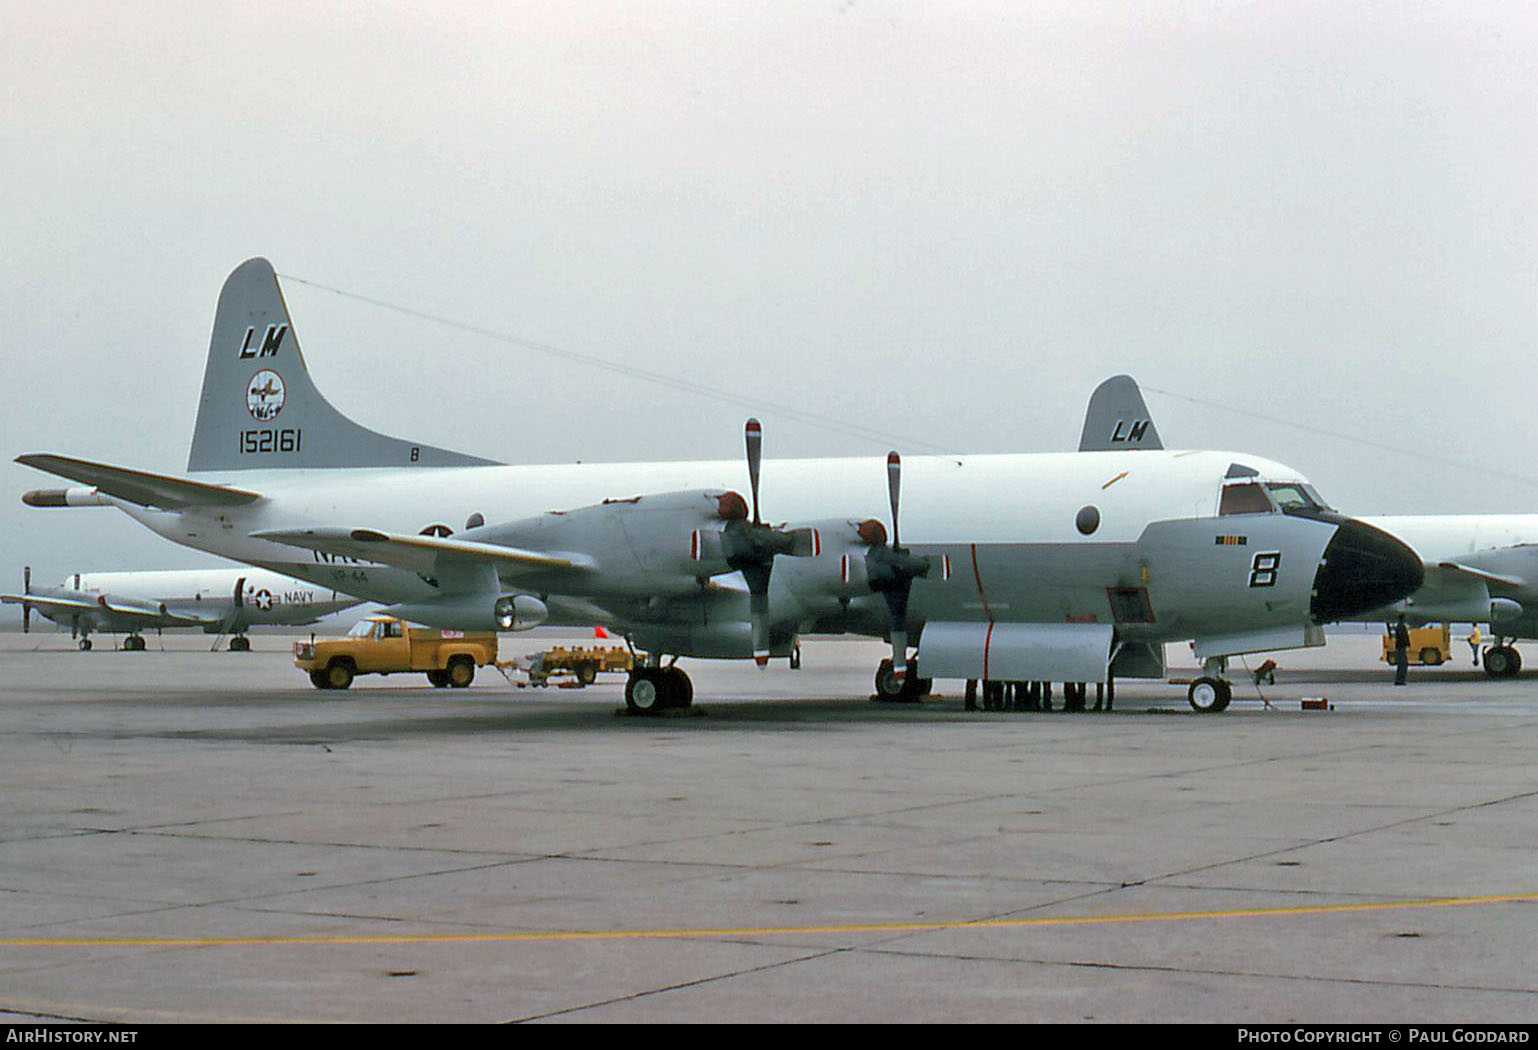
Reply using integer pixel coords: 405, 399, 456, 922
279, 274, 954, 455
1144, 385, 1538, 492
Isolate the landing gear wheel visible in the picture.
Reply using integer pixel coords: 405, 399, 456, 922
661, 667, 693, 708
426, 669, 450, 688
123, 636, 146, 652
446, 657, 475, 688
626, 670, 662, 714
1484, 646, 1522, 678
1187, 676, 1231, 713
874, 658, 922, 701
229, 636, 251, 652
78, 638, 92, 651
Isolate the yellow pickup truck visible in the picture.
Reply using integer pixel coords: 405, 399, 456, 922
295, 615, 498, 690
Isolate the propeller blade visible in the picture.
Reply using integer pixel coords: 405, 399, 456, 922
868, 451, 929, 685
727, 418, 815, 666
750, 589, 770, 667
745, 418, 763, 525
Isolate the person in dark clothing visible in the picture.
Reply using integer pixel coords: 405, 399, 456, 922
1393, 615, 1411, 685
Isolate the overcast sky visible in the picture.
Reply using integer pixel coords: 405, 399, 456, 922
3, 1, 1536, 610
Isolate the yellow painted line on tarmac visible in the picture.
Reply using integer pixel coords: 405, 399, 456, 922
4, 892, 1536, 949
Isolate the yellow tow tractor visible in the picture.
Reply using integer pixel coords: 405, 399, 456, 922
1381, 623, 1452, 667
295, 615, 498, 690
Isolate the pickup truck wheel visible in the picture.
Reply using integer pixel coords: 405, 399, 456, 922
576, 662, 598, 685
427, 669, 450, 687
309, 670, 331, 690
325, 661, 354, 690
447, 657, 475, 688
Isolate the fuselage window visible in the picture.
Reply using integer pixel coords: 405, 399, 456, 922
1219, 483, 1275, 516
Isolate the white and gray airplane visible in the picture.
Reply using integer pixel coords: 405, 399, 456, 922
2, 565, 360, 650
17, 259, 1422, 711
1078, 376, 1538, 678
1357, 518, 1538, 677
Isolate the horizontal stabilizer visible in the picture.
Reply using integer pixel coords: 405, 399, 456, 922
16, 454, 262, 509
253, 527, 596, 577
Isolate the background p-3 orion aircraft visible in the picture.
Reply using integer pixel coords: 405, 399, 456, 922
2, 565, 360, 650
19, 259, 1422, 711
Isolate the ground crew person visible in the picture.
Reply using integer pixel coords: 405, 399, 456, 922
1468, 624, 1482, 667
1393, 615, 1411, 686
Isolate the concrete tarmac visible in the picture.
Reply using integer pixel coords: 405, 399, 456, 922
1, 630, 1536, 1023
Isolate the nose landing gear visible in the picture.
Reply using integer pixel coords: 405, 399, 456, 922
1188, 657, 1233, 712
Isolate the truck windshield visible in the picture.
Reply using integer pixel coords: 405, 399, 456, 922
348, 621, 377, 638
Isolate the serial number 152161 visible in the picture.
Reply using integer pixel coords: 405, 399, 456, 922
240, 428, 302, 454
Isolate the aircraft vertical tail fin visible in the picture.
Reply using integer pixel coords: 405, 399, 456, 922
1078, 375, 1163, 452
187, 258, 502, 472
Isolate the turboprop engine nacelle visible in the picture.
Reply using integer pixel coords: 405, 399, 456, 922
777, 519, 949, 605
385, 593, 549, 631
494, 594, 550, 631
475, 490, 757, 594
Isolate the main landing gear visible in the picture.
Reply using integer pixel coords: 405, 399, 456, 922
121, 634, 148, 652
228, 635, 251, 652
873, 658, 931, 702
624, 664, 694, 715
1483, 643, 1523, 679
1187, 656, 1233, 713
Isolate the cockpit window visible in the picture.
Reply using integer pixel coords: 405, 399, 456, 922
1265, 483, 1334, 514
1219, 482, 1275, 516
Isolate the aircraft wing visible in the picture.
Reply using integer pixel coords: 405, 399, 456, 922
253, 528, 598, 578
0, 593, 100, 615
95, 595, 217, 626
16, 453, 262, 509
1436, 561, 1528, 590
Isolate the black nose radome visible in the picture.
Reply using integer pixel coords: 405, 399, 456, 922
1310, 518, 1425, 623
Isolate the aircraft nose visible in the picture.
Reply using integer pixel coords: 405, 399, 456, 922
1310, 517, 1424, 623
